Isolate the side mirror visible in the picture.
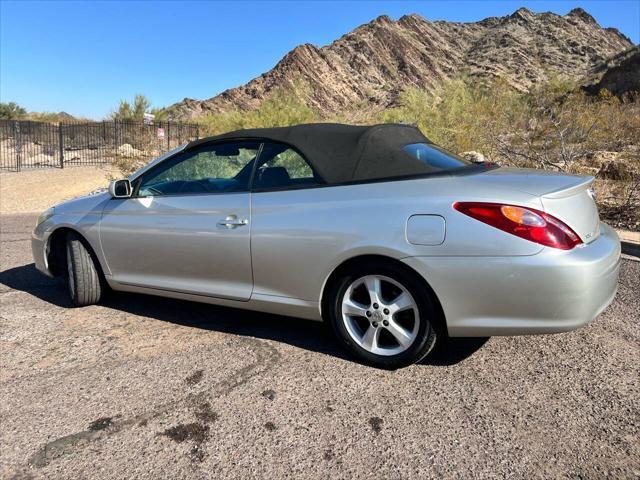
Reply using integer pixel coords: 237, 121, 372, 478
108, 179, 132, 198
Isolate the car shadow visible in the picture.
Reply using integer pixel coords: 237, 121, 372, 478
0, 263, 489, 367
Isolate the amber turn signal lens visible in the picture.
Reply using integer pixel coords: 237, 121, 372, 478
500, 205, 546, 227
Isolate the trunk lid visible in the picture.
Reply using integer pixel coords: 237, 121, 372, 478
478, 168, 600, 244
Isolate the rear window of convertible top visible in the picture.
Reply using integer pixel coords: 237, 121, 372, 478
402, 143, 472, 172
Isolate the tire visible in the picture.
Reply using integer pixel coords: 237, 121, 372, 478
65, 232, 102, 306
326, 261, 439, 369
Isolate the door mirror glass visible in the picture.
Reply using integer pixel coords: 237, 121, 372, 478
109, 179, 132, 198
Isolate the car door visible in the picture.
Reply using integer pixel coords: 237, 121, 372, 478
100, 140, 260, 301
249, 142, 330, 301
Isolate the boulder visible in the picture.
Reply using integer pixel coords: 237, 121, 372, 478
459, 151, 486, 163
117, 143, 143, 157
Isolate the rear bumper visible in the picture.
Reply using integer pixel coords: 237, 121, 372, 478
403, 223, 621, 337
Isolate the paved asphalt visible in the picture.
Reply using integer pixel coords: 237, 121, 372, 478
1, 214, 638, 479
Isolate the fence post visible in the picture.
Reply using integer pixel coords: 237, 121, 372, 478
58, 123, 65, 168
14, 121, 21, 172
114, 120, 120, 151
166, 122, 170, 150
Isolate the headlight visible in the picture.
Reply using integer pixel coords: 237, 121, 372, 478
36, 207, 55, 226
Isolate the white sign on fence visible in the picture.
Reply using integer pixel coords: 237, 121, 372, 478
157, 127, 165, 139
143, 113, 155, 125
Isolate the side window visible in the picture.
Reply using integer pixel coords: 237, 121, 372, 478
253, 142, 322, 190
137, 141, 260, 196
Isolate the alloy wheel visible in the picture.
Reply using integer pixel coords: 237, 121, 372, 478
341, 275, 420, 356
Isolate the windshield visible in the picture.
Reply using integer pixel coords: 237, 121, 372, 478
402, 143, 470, 171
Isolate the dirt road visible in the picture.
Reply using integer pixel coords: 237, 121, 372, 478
1, 214, 638, 479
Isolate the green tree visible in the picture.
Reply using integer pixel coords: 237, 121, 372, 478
111, 94, 153, 120
150, 107, 168, 122
0, 102, 27, 120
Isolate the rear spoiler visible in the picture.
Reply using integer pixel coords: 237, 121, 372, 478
542, 176, 594, 199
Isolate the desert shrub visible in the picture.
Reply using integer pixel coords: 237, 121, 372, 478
110, 156, 148, 177
494, 79, 639, 173
379, 77, 524, 157
198, 85, 318, 136
379, 77, 638, 175
109, 94, 168, 121
583, 90, 640, 152
0, 102, 27, 120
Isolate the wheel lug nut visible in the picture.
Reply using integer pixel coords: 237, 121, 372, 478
366, 311, 372, 317
383, 320, 389, 326
373, 303, 379, 309
383, 308, 389, 315
372, 322, 378, 327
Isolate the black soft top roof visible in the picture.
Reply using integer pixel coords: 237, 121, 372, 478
187, 123, 434, 184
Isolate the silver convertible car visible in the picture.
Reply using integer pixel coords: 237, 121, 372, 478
32, 123, 621, 368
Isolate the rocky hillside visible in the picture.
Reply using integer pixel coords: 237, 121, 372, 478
582, 45, 640, 97
167, 7, 633, 120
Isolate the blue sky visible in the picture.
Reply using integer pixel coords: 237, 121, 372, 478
1, 0, 638, 119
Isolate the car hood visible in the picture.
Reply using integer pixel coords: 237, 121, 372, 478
53, 190, 111, 215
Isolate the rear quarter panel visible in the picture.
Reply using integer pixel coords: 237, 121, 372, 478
250, 175, 543, 303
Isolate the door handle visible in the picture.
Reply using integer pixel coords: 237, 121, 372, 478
217, 215, 248, 228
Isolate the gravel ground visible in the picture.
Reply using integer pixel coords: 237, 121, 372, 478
1, 214, 638, 479
0, 167, 118, 215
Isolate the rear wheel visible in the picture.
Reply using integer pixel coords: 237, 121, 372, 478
327, 262, 439, 369
65, 232, 102, 306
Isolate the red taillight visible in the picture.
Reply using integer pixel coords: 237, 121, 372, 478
453, 202, 582, 250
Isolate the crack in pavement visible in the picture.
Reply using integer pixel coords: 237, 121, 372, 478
27, 336, 281, 468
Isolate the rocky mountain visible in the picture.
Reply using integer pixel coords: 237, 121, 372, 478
167, 7, 633, 120
582, 45, 640, 97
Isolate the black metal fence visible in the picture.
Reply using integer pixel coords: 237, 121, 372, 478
0, 119, 200, 171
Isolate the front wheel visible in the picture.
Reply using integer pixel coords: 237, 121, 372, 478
65, 232, 102, 306
327, 262, 439, 369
